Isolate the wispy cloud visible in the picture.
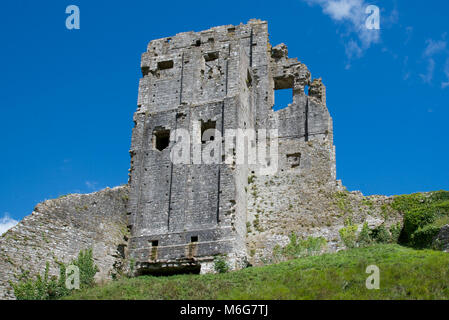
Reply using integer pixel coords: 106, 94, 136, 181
402, 56, 411, 81
404, 26, 413, 45
423, 38, 447, 57
345, 39, 363, 59
420, 58, 435, 84
303, 0, 382, 64
420, 34, 448, 86
85, 181, 99, 191
0, 213, 19, 235
442, 58, 449, 89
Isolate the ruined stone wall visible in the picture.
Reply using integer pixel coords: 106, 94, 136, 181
128, 19, 391, 272
0, 186, 129, 300
246, 172, 403, 265
127, 21, 270, 273
0, 20, 409, 300
244, 22, 402, 265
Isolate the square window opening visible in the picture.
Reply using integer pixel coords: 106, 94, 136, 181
153, 128, 170, 151
287, 152, 301, 169
273, 88, 293, 111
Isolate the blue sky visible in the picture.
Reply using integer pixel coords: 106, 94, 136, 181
1, 0, 448, 228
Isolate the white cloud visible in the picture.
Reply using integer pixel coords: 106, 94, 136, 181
423, 39, 447, 57
404, 26, 413, 45
303, 0, 381, 62
322, 0, 358, 20
420, 35, 449, 85
0, 213, 19, 235
345, 40, 363, 59
442, 58, 449, 89
420, 58, 435, 84
85, 181, 99, 191
402, 56, 411, 80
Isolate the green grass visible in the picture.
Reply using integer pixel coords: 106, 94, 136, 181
64, 245, 449, 300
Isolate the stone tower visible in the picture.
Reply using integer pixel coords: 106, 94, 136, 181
127, 19, 336, 274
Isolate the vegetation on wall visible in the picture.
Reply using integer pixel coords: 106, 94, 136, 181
214, 255, 230, 274
272, 234, 327, 263
392, 191, 449, 249
10, 248, 98, 300
336, 191, 449, 250
339, 218, 358, 249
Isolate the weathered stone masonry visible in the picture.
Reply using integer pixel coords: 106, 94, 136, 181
0, 186, 129, 299
0, 20, 405, 299
128, 19, 345, 273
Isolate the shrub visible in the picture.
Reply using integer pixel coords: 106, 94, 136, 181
357, 223, 372, 247
10, 248, 98, 300
272, 234, 327, 263
429, 191, 449, 203
433, 201, 449, 216
10, 262, 62, 300
410, 225, 441, 249
214, 256, 229, 274
371, 224, 391, 244
392, 194, 436, 244
128, 258, 136, 277
391, 192, 449, 249
389, 223, 402, 243
339, 219, 358, 249
71, 248, 98, 289
402, 208, 436, 241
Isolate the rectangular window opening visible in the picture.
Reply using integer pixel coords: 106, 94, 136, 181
191, 236, 198, 243
204, 51, 219, 62
287, 152, 301, 169
201, 120, 217, 144
153, 128, 170, 151
151, 240, 159, 247
157, 60, 174, 70
150, 240, 158, 261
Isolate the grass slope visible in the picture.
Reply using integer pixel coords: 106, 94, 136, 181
65, 245, 449, 300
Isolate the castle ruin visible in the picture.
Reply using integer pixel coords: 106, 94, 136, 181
127, 19, 337, 274
0, 20, 403, 299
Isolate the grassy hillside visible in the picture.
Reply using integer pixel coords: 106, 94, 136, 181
65, 245, 449, 300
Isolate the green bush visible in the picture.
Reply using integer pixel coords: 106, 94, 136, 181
389, 223, 402, 243
273, 234, 327, 262
410, 225, 441, 249
339, 219, 358, 249
357, 223, 372, 247
214, 256, 229, 274
371, 224, 391, 244
10, 249, 98, 300
403, 208, 436, 240
391, 191, 449, 249
72, 248, 98, 289
10, 262, 66, 300
434, 201, 449, 215
429, 191, 449, 203
392, 194, 435, 245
